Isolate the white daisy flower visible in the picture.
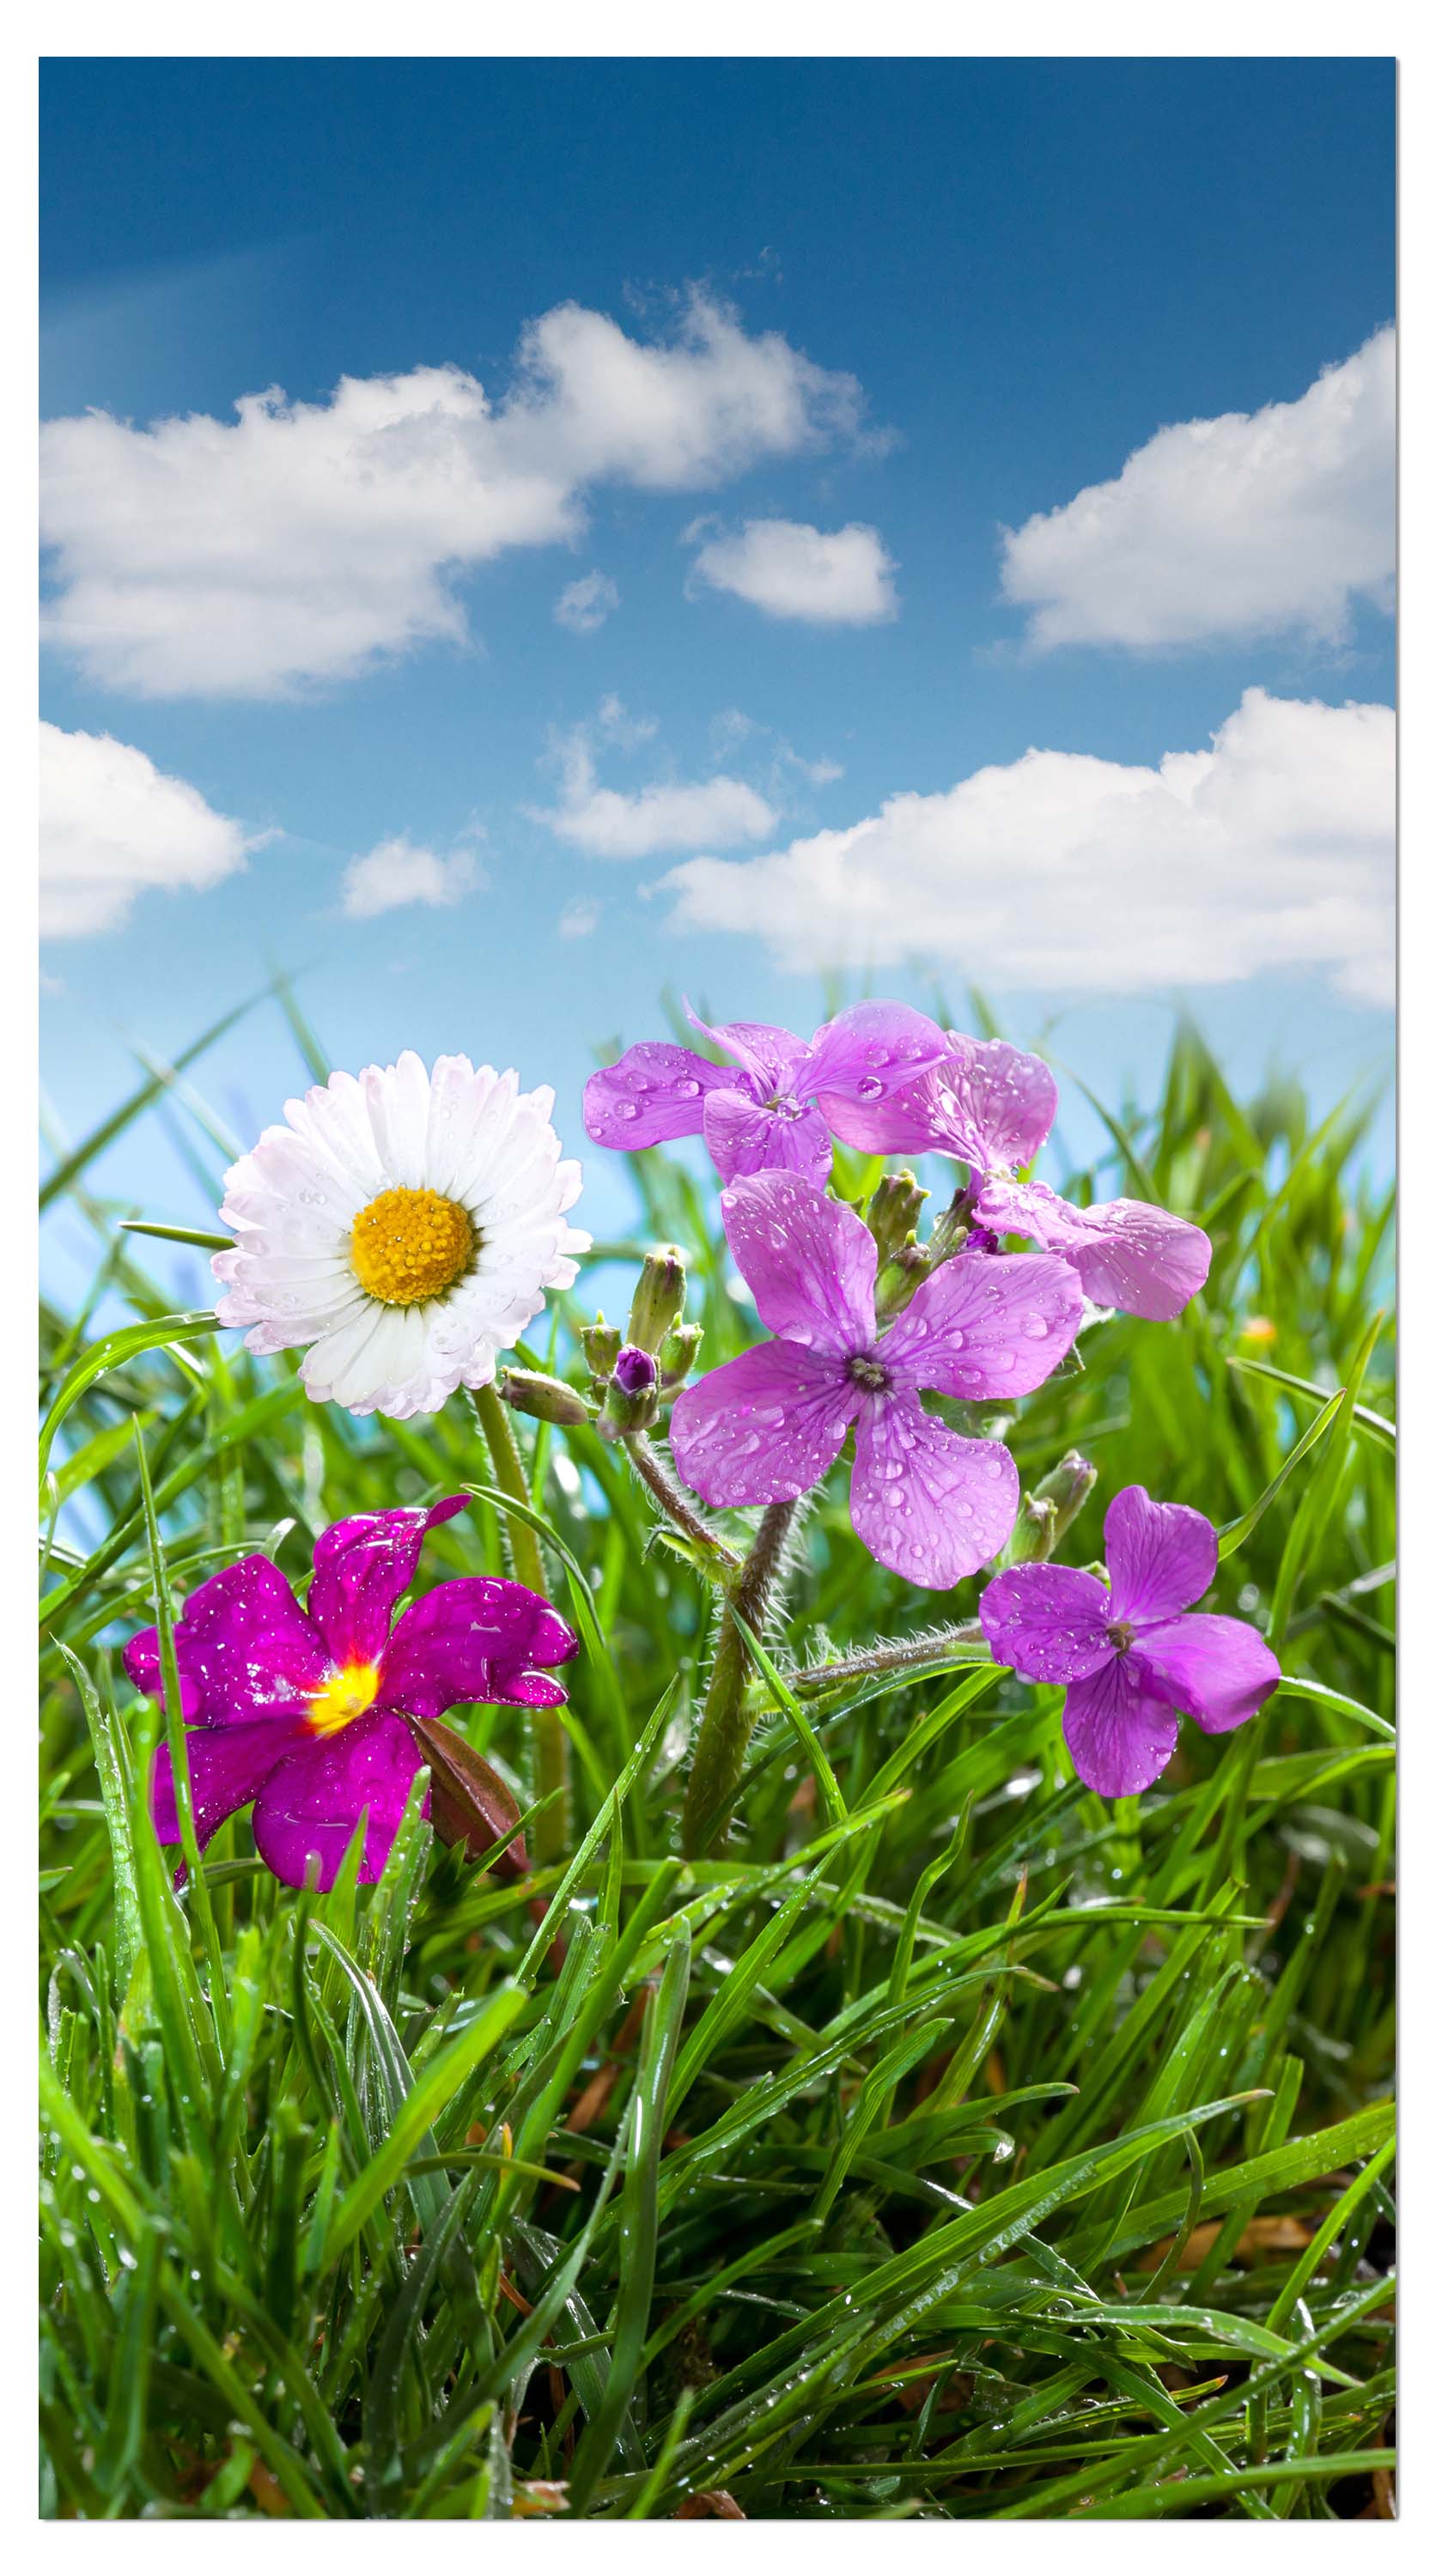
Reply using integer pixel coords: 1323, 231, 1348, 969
212, 1051, 589, 1419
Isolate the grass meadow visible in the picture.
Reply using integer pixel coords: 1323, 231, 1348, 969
39, 998, 1395, 2521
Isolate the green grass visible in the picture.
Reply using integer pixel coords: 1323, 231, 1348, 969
40, 1005, 1395, 2520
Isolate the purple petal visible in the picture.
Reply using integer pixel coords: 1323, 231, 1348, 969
125, 1556, 329, 1728
819, 1078, 943, 1158
879, 1251, 1083, 1400
683, 1003, 809, 1091
377, 1577, 580, 1720
702, 1087, 832, 1186
940, 1037, 1057, 1171
583, 1043, 732, 1151
669, 1340, 857, 1509
849, 1394, 1018, 1589
251, 1710, 423, 1890
804, 1000, 948, 1109
980, 1564, 1115, 1684
1134, 1614, 1281, 1735
1062, 1658, 1181, 1797
978, 1178, 1211, 1321
1104, 1485, 1217, 1625
307, 1496, 469, 1668
151, 1719, 305, 1850
612, 1343, 659, 1396
720, 1170, 877, 1355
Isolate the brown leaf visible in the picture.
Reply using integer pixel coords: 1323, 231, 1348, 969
405, 1714, 529, 1875
675, 2491, 745, 2518
1135, 2212, 1313, 2273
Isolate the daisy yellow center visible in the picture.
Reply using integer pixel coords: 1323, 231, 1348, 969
308, 1662, 381, 1737
350, 1187, 476, 1307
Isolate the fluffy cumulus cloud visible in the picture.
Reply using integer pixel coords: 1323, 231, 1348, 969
40, 720, 253, 935
1000, 328, 1395, 651
339, 834, 483, 920
688, 516, 898, 623
40, 295, 867, 698
554, 570, 620, 634
662, 690, 1395, 1005
531, 700, 778, 860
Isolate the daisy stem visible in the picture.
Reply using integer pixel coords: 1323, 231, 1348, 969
681, 1498, 799, 1859
472, 1381, 569, 1863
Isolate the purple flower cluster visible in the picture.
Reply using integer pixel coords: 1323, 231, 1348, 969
981, 1485, 1280, 1794
125, 1498, 577, 1890
583, 1000, 948, 1188
590, 999, 1214, 1594
669, 1173, 1082, 1589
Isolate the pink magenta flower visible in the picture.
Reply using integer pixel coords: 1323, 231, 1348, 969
828, 1033, 1211, 1322
979, 1485, 1280, 1795
124, 1498, 578, 1890
669, 1172, 1084, 1589
583, 999, 948, 1188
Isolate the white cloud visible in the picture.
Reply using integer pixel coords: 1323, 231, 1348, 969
554, 570, 619, 634
558, 897, 602, 939
661, 690, 1395, 1005
688, 516, 898, 624
1000, 328, 1395, 652
40, 294, 867, 698
532, 703, 778, 860
339, 834, 483, 921
40, 720, 253, 935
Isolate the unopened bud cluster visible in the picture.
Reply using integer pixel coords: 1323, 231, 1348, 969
581, 1243, 703, 1441
1001, 1449, 1099, 1566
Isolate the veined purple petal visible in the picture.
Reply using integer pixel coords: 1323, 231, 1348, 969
702, 1087, 833, 1186
1134, 1613, 1281, 1735
819, 1083, 943, 1158
879, 1251, 1082, 1400
935, 1036, 1058, 1172
583, 1042, 733, 1151
125, 1555, 330, 1728
669, 1340, 858, 1509
683, 1003, 809, 1091
721, 1170, 877, 1355
977, 1178, 1211, 1322
850, 1394, 1018, 1589
980, 1564, 1115, 1685
804, 1000, 948, 1109
151, 1719, 306, 1851
1104, 1485, 1217, 1625
1062, 1658, 1181, 1796
308, 1496, 469, 1668
377, 1578, 580, 1721
251, 1709, 423, 1890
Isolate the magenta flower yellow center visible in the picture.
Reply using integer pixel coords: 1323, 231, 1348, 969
350, 1187, 476, 1307
307, 1662, 382, 1737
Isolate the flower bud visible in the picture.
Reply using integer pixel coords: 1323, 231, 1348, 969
660, 1321, 703, 1388
496, 1367, 593, 1428
626, 1245, 687, 1353
867, 1168, 929, 1266
599, 1342, 661, 1438
874, 1238, 934, 1320
1031, 1449, 1098, 1542
580, 1315, 622, 1381
1003, 1493, 1059, 1565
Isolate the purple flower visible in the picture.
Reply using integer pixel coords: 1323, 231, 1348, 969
979, 1485, 1280, 1795
669, 1172, 1084, 1589
583, 999, 948, 1188
828, 1033, 1211, 1323
124, 1498, 578, 1890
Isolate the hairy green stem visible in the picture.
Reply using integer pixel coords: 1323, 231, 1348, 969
785, 1624, 986, 1693
472, 1381, 569, 1862
681, 1499, 799, 1858
624, 1433, 742, 1574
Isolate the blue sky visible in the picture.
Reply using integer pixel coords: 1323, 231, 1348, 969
40, 57, 1396, 1281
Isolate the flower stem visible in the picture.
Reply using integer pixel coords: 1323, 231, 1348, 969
624, 1433, 743, 1575
472, 1380, 569, 1863
681, 1499, 798, 1859
783, 1625, 987, 1693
